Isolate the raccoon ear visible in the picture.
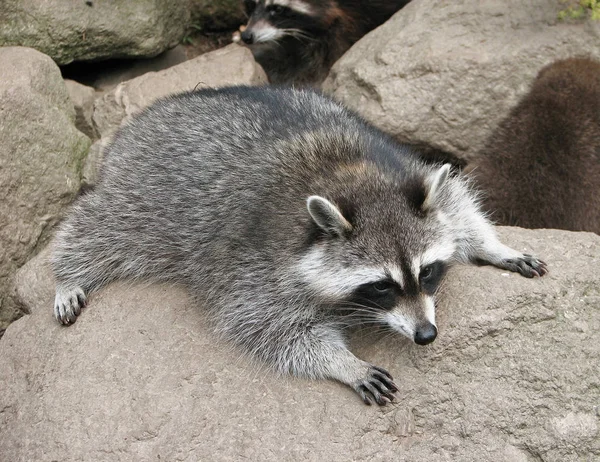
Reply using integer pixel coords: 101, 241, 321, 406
307, 196, 353, 236
422, 163, 451, 211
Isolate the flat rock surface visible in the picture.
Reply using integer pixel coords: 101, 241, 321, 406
1, 228, 599, 461
324, 0, 600, 164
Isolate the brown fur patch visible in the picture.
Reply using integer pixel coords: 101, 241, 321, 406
470, 58, 600, 233
325, 3, 360, 39
334, 161, 370, 177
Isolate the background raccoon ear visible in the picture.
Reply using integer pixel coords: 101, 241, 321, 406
422, 163, 451, 212
307, 196, 353, 236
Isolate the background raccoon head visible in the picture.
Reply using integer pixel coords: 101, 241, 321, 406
298, 164, 455, 346
241, 0, 336, 45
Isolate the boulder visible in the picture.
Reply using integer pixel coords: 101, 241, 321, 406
1, 228, 598, 461
0, 0, 189, 65
64, 79, 98, 140
0, 47, 90, 334
323, 0, 600, 164
92, 44, 268, 139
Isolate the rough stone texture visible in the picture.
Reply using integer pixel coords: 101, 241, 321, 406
82, 138, 111, 188
1, 228, 599, 461
323, 0, 600, 164
64, 79, 98, 140
0, 47, 90, 335
93, 44, 268, 138
0, 0, 189, 65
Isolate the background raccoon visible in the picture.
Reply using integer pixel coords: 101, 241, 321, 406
240, 0, 411, 85
471, 58, 600, 233
53, 86, 547, 405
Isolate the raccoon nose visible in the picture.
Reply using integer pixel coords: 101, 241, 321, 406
241, 30, 254, 44
414, 323, 437, 345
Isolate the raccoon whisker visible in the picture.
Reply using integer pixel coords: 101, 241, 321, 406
335, 313, 381, 322
327, 305, 384, 320
253, 38, 289, 55
335, 313, 382, 323
342, 299, 390, 313
330, 300, 385, 311
280, 28, 318, 43
328, 304, 384, 317
433, 279, 448, 298
378, 329, 401, 343
332, 311, 381, 322
335, 312, 380, 322
334, 313, 386, 329
338, 319, 386, 330
328, 302, 380, 312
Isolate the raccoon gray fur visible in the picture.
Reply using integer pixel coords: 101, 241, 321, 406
471, 57, 600, 233
240, 0, 411, 86
53, 86, 547, 405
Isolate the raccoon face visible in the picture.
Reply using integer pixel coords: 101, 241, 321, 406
241, 0, 330, 45
297, 165, 455, 346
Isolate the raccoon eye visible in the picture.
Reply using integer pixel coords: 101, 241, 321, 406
371, 280, 395, 293
419, 261, 447, 295
269, 5, 285, 16
349, 280, 399, 312
420, 265, 434, 282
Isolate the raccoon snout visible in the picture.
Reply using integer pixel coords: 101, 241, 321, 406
414, 323, 437, 345
241, 30, 254, 44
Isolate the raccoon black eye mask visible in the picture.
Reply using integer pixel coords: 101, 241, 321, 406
52, 86, 547, 405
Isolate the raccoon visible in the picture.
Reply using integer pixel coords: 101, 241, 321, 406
239, 0, 411, 85
471, 57, 600, 233
53, 86, 547, 405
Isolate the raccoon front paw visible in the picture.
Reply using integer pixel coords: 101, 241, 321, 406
352, 365, 398, 406
54, 286, 87, 325
501, 254, 548, 278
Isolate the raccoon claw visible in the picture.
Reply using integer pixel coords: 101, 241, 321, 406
54, 286, 87, 325
353, 366, 398, 406
501, 254, 548, 278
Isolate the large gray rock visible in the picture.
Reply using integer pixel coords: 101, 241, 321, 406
323, 0, 600, 164
0, 0, 189, 65
93, 44, 267, 139
0, 47, 90, 334
1, 228, 598, 461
